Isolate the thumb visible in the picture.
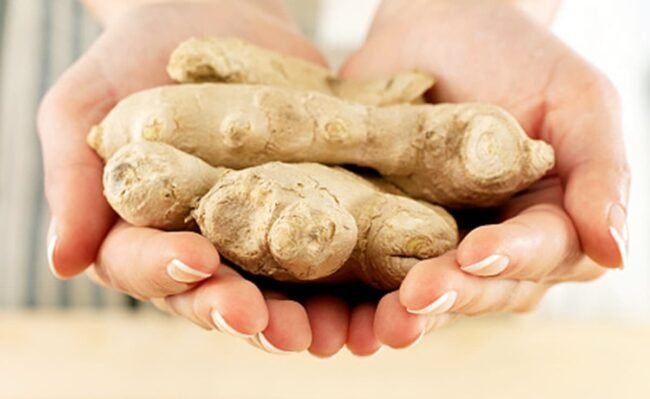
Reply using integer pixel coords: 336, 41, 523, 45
541, 57, 630, 269
339, 37, 401, 81
38, 52, 118, 278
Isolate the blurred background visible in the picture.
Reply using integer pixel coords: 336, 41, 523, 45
0, 0, 648, 398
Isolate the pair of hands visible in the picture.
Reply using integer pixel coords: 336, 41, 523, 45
39, 0, 629, 356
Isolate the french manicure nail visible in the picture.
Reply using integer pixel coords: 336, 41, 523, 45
461, 254, 509, 276
257, 332, 293, 355
166, 259, 211, 283
608, 203, 628, 268
47, 220, 63, 279
609, 226, 628, 269
211, 309, 254, 339
407, 291, 457, 315
403, 328, 426, 349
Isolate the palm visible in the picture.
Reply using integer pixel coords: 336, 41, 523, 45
40, 2, 380, 356
69, 3, 326, 129
339, 1, 626, 347
347, 3, 573, 133
343, 1, 626, 267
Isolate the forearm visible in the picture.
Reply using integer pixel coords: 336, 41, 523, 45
81, 0, 292, 26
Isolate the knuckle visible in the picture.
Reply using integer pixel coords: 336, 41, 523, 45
99, 263, 133, 295
148, 274, 185, 297
510, 285, 545, 314
557, 257, 606, 282
506, 282, 539, 314
581, 68, 621, 109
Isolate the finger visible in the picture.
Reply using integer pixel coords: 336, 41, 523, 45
374, 292, 460, 349
150, 297, 176, 316
400, 252, 550, 316
85, 267, 109, 289
457, 203, 603, 282
342, 28, 630, 269
85, 264, 148, 302
95, 222, 219, 299
543, 68, 629, 269
164, 267, 268, 336
304, 296, 349, 358
424, 313, 458, 334
250, 298, 312, 354
374, 292, 427, 349
346, 303, 382, 356
38, 46, 124, 278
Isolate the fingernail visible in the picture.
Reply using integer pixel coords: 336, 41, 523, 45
256, 332, 293, 355
403, 328, 426, 349
166, 259, 211, 283
47, 219, 63, 279
608, 203, 628, 269
425, 314, 438, 333
461, 254, 509, 276
210, 308, 254, 339
407, 291, 457, 315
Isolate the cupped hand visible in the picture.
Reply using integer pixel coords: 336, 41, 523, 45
341, 0, 629, 347
38, 1, 381, 356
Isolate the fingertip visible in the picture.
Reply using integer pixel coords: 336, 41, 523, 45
38, 51, 118, 279
399, 255, 458, 313
48, 212, 115, 278
263, 299, 312, 352
565, 163, 629, 268
43, 152, 116, 279
568, 206, 625, 269
214, 278, 269, 336
456, 224, 508, 271
375, 292, 425, 349
306, 296, 349, 358
161, 231, 221, 278
608, 224, 628, 270
166, 259, 212, 284
346, 303, 382, 357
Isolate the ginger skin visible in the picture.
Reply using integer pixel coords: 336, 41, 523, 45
89, 83, 554, 208
91, 36, 554, 289
104, 142, 458, 289
167, 37, 435, 106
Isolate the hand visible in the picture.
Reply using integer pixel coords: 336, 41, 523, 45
39, 1, 381, 356
340, 0, 629, 347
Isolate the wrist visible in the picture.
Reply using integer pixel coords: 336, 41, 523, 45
82, 0, 292, 27
376, 0, 560, 26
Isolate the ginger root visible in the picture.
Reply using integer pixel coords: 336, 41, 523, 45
89, 83, 554, 208
90, 36, 555, 289
167, 37, 435, 106
105, 142, 458, 289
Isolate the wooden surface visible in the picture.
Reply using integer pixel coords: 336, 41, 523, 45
1, 311, 649, 399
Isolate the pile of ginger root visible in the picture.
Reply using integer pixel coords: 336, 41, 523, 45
88, 37, 555, 290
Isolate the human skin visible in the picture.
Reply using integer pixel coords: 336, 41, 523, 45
341, 0, 629, 347
39, 0, 628, 355
39, 0, 375, 356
